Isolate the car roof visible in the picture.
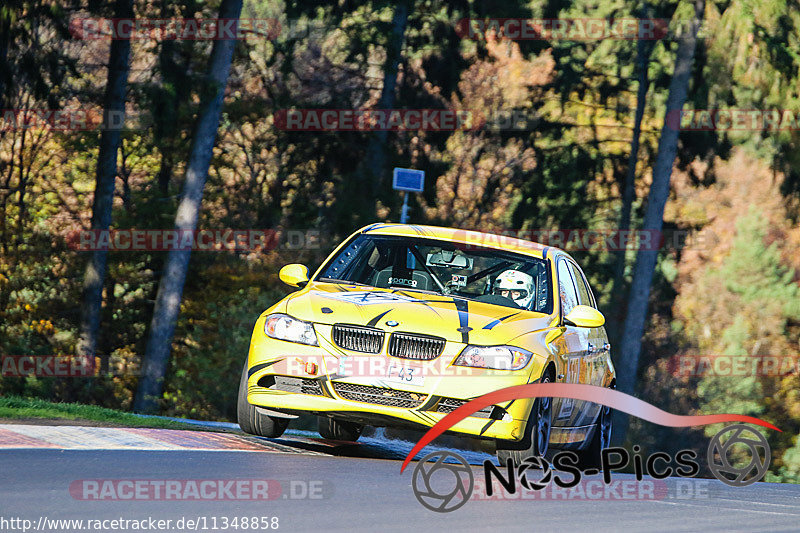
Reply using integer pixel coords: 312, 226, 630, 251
358, 223, 563, 260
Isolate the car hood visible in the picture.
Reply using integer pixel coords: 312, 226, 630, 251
284, 281, 555, 345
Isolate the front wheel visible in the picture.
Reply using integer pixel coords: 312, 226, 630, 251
496, 373, 553, 465
237, 362, 290, 438
317, 416, 363, 442
575, 400, 612, 470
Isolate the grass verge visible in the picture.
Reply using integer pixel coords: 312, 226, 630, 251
0, 395, 208, 430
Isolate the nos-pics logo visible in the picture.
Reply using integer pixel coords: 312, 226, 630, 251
411, 424, 771, 512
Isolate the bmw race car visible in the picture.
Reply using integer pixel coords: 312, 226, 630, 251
238, 224, 615, 464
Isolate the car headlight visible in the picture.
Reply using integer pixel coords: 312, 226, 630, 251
453, 345, 533, 370
264, 313, 318, 346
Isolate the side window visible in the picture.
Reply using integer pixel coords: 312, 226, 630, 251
557, 259, 578, 317
533, 262, 549, 313
568, 262, 594, 308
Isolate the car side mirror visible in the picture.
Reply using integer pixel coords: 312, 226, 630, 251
564, 305, 605, 328
279, 264, 310, 288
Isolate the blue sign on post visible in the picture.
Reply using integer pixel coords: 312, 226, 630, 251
392, 168, 425, 223
393, 168, 425, 193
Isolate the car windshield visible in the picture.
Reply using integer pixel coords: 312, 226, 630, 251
316, 234, 552, 313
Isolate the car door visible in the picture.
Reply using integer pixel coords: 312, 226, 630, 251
567, 260, 609, 426
551, 257, 587, 427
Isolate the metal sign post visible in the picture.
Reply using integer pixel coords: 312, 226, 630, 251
392, 168, 425, 224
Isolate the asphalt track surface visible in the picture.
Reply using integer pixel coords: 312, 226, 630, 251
1, 424, 799, 532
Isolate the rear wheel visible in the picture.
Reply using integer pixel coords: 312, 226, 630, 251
317, 416, 363, 442
496, 373, 553, 465
237, 362, 290, 438
575, 400, 612, 470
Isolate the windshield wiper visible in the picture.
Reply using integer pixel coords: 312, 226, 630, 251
316, 278, 373, 288
389, 286, 443, 296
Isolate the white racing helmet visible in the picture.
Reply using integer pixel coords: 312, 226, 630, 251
494, 269, 535, 309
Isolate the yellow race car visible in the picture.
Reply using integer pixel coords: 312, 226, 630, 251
238, 223, 615, 464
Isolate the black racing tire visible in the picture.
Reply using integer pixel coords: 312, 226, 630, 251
496, 373, 553, 466
575, 398, 613, 471
317, 416, 363, 442
237, 361, 290, 438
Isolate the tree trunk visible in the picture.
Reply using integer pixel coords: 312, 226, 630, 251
134, 0, 243, 413
155, 38, 179, 196
613, 0, 705, 441
358, 0, 411, 222
76, 0, 134, 361
153, 1, 196, 196
607, 30, 656, 346
0, 8, 11, 110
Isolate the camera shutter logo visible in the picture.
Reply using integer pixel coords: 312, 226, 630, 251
707, 424, 770, 487
517, 456, 553, 491
411, 451, 473, 513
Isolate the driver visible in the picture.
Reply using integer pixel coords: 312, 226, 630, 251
493, 270, 535, 309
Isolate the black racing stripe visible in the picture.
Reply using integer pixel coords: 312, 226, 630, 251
419, 301, 443, 317
453, 298, 471, 344
479, 418, 497, 436
413, 225, 433, 237
370, 223, 403, 232
417, 395, 440, 411
397, 293, 444, 317
247, 360, 281, 378
318, 336, 346, 355
362, 223, 380, 233
367, 309, 391, 327
409, 410, 437, 425
482, 312, 519, 330
316, 376, 336, 398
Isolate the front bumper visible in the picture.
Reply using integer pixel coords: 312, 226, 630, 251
246, 321, 547, 442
